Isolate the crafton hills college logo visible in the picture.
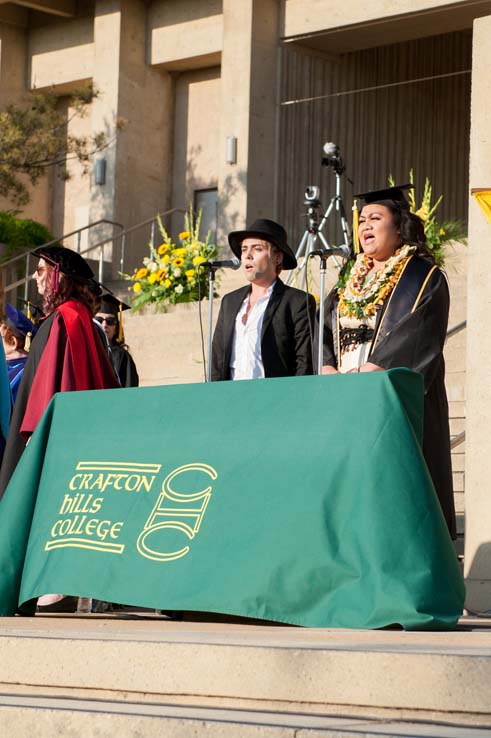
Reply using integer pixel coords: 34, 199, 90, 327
44, 460, 218, 562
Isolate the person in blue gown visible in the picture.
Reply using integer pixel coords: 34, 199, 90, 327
0, 305, 37, 403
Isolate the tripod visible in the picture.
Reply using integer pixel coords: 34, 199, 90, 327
286, 172, 351, 287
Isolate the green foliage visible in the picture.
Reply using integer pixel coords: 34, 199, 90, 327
388, 170, 467, 266
0, 86, 125, 206
0, 211, 54, 262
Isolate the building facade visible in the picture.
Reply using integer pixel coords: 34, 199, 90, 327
1, 0, 491, 608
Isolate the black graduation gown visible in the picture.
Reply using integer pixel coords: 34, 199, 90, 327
322, 257, 456, 539
0, 313, 58, 500
110, 344, 139, 387
0, 309, 118, 501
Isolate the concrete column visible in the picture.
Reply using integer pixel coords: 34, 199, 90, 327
91, 0, 173, 271
0, 21, 52, 224
217, 0, 279, 240
464, 14, 491, 611
90, 0, 122, 241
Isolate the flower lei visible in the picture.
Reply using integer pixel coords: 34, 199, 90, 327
338, 244, 416, 319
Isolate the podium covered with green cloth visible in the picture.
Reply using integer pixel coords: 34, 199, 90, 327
0, 369, 464, 628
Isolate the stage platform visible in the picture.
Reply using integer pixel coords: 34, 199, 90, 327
0, 613, 490, 737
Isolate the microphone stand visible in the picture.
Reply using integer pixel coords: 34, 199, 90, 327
310, 248, 348, 375
205, 265, 219, 382
316, 252, 329, 376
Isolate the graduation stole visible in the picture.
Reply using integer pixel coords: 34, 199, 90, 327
333, 257, 438, 361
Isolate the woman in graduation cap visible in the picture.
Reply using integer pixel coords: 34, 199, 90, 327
0, 245, 119, 503
0, 305, 37, 403
95, 294, 139, 387
321, 184, 455, 539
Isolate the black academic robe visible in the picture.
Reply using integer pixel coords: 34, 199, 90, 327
0, 304, 119, 501
322, 256, 456, 539
110, 344, 139, 388
211, 279, 317, 381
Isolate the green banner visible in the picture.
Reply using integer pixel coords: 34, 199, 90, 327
0, 370, 464, 628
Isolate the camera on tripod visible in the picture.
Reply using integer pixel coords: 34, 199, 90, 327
304, 185, 321, 206
322, 142, 346, 176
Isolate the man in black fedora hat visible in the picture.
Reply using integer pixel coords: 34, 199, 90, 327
211, 219, 316, 381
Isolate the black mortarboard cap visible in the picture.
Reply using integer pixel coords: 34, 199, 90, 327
355, 183, 413, 209
99, 293, 131, 316
17, 298, 44, 321
33, 245, 94, 280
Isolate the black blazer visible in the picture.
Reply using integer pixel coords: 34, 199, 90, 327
211, 279, 316, 381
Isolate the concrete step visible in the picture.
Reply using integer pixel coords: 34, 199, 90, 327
0, 616, 490, 738
1, 693, 491, 737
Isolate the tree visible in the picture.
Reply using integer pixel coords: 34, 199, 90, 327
0, 86, 125, 206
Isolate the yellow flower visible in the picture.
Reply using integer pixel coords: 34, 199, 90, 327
158, 243, 169, 255
172, 247, 187, 258
193, 255, 205, 266
148, 272, 159, 284
164, 278, 172, 289
135, 267, 148, 279
162, 254, 170, 264
185, 269, 195, 279
172, 257, 185, 267
439, 228, 446, 236
416, 206, 429, 222
179, 230, 190, 241
133, 282, 142, 292
157, 268, 168, 280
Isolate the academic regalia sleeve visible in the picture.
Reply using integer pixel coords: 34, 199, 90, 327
369, 269, 449, 392
112, 345, 139, 387
318, 288, 338, 368
0, 341, 12, 443
121, 351, 139, 388
293, 292, 317, 376
211, 300, 226, 382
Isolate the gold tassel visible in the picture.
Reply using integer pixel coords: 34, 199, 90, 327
27, 301, 32, 321
352, 199, 360, 254
25, 331, 32, 352
118, 301, 124, 343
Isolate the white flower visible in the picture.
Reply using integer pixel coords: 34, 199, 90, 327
175, 284, 184, 294
173, 268, 182, 277
142, 257, 150, 266
147, 261, 158, 273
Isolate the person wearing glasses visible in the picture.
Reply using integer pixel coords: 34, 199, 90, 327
95, 294, 139, 387
0, 246, 120, 614
0, 246, 119, 503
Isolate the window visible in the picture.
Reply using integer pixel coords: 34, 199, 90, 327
194, 188, 217, 245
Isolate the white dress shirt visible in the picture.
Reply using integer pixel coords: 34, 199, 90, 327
229, 282, 275, 380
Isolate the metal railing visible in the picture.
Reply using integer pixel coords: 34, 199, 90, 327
446, 320, 466, 342
451, 431, 465, 450
0, 219, 123, 305
446, 320, 466, 451
0, 208, 185, 306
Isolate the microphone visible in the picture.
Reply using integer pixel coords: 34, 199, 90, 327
323, 141, 338, 156
310, 245, 351, 258
200, 258, 241, 270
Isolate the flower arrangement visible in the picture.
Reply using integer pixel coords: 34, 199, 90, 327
125, 208, 218, 310
389, 170, 467, 266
